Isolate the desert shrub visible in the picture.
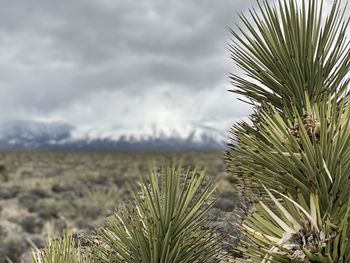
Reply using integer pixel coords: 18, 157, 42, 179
36, 198, 67, 219
0, 163, 6, 172
94, 165, 222, 262
32, 232, 96, 263
0, 162, 8, 182
33, 165, 222, 262
67, 186, 121, 220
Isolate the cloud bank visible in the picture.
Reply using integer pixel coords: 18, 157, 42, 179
0, 0, 259, 139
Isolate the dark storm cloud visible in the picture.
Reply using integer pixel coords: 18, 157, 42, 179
0, 0, 257, 134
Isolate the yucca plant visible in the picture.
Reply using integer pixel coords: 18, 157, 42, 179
32, 232, 96, 263
33, 165, 222, 263
237, 186, 350, 262
228, 0, 350, 261
229, 96, 350, 261
229, 0, 350, 118
229, 96, 350, 212
95, 165, 222, 263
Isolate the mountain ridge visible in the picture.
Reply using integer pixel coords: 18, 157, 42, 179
0, 120, 226, 151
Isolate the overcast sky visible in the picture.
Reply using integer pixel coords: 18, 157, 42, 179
0, 0, 275, 139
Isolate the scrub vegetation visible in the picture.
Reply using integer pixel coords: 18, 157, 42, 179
1, 0, 349, 262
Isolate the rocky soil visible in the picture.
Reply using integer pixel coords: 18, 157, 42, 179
0, 152, 241, 262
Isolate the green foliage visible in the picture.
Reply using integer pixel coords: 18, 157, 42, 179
95, 165, 221, 263
228, 96, 350, 217
229, 0, 350, 117
228, 0, 350, 261
228, 96, 350, 261
32, 232, 96, 263
237, 187, 350, 262
229, 97, 350, 261
68, 186, 121, 219
0, 163, 6, 172
0, 161, 8, 182
33, 165, 221, 263
36, 199, 66, 219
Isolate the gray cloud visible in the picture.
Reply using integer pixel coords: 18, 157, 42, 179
0, 0, 257, 136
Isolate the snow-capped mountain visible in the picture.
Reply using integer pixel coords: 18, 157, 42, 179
0, 120, 227, 151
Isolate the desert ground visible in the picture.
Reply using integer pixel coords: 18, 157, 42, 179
0, 151, 241, 262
